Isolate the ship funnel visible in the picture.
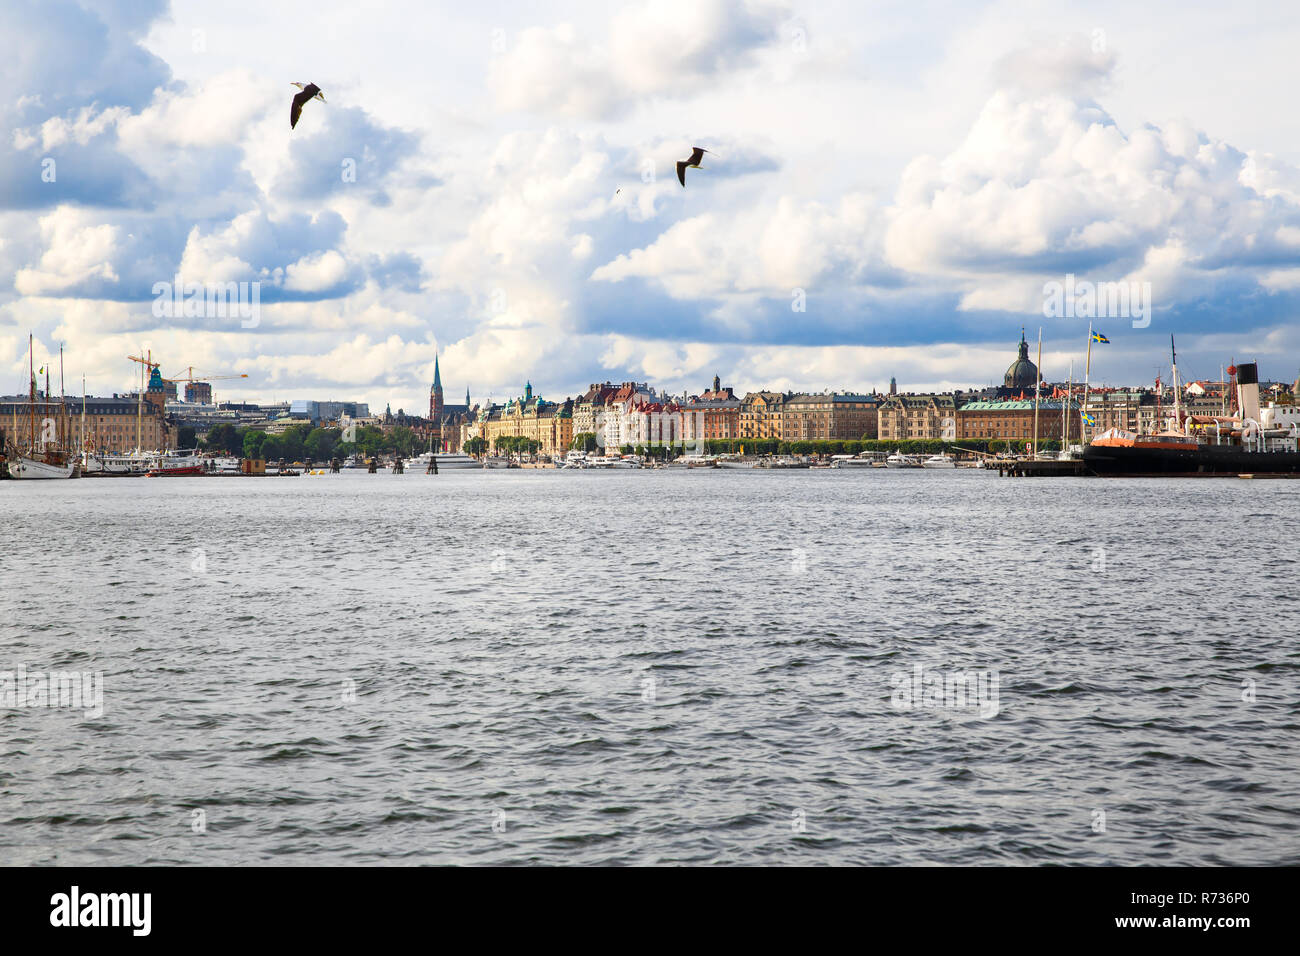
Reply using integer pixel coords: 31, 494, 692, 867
1236, 362, 1261, 424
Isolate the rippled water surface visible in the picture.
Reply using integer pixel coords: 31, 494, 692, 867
1, 469, 1298, 865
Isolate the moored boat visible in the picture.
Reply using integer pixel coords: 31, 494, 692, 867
921, 453, 957, 469
1083, 360, 1300, 477
885, 453, 922, 469
146, 449, 205, 477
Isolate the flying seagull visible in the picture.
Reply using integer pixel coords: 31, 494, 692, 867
676, 146, 709, 187
290, 82, 325, 130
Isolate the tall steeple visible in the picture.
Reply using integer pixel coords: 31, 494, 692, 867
430, 355, 444, 419
712, 373, 721, 394
465, 386, 471, 407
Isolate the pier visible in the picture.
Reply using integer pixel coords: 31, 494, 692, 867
997, 458, 1089, 477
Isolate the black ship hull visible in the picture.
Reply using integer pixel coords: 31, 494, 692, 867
1084, 443, 1300, 477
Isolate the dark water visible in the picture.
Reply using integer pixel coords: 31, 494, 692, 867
1, 469, 1297, 865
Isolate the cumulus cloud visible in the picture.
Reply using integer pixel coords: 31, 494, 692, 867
490, 0, 789, 118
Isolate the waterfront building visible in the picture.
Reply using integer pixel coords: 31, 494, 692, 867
622, 399, 683, 447
1, 393, 173, 453
574, 383, 617, 441
877, 393, 960, 441
478, 383, 574, 457
956, 399, 1074, 442
598, 382, 657, 450
783, 392, 880, 441
740, 391, 787, 440
681, 374, 741, 445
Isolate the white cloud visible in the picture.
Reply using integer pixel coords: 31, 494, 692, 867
489, 0, 789, 118
14, 207, 119, 295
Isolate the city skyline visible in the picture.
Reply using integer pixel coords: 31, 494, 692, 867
5, 3, 1300, 417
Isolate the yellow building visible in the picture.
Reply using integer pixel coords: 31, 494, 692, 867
476, 384, 574, 457
739, 391, 787, 440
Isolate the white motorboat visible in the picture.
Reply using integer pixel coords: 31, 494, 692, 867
921, 454, 957, 469
885, 453, 922, 468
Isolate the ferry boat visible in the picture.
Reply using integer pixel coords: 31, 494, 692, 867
406, 451, 481, 471
831, 453, 882, 468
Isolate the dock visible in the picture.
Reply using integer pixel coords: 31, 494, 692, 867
997, 458, 1089, 477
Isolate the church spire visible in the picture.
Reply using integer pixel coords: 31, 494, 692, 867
430, 355, 444, 420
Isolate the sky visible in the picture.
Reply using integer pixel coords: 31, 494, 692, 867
4, 0, 1300, 412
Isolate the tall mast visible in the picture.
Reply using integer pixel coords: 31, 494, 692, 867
1032, 327, 1042, 459
1171, 335, 1182, 432
1064, 359, 1072, 447
1082, 321, 1093, 443
28, 333, 35, 453
137, 348, 143, 451
59, 344, 66, 454
81, 374, 87, 454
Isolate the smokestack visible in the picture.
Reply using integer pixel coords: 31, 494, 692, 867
1237, 362, 1260, 423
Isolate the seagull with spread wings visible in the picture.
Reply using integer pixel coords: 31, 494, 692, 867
289, 82, 325, 130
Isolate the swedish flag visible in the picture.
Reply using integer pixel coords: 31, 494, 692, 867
1091, 331, 1110, 344
1082, 413, 1096, 426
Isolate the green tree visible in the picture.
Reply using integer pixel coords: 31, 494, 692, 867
177, 425, 197, 449
242, 429, 267, 459
203, 423, 240, 455
304, 427, 340, 462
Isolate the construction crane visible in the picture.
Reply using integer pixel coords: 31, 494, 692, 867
127, 355, 249, 405
163, 367, 249, 405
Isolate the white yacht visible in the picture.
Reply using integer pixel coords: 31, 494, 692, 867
885, 453, 922, 469
921, 454, 957, 469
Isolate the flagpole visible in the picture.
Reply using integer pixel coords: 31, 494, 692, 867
1082, 321, 1093, 443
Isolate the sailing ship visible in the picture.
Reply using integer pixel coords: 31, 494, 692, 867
6, 336, 75, 479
